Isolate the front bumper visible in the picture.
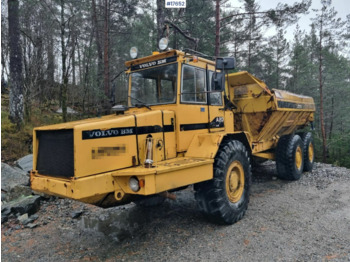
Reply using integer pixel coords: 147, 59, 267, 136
30, 171, 119, 204
31, 157, 214, 205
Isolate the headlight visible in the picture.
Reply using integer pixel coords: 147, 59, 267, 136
158, 38, 168, 51
130, 47, 138, 59
129, 177, 140, 192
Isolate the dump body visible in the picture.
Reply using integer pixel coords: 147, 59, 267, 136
229, 71, 315, 156
31, 49, 315, 210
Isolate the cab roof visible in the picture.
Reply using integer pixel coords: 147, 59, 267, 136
124, 49, 216, 69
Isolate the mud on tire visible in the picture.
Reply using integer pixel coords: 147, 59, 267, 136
195, 140, 251, 225
276, 134, 304, 180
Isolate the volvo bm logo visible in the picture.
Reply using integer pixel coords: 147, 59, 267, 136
82, 127, 134, 140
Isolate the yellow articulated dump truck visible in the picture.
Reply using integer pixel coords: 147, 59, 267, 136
31, 39, 315, 224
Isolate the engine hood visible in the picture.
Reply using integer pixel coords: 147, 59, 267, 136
34, 110, 176, 178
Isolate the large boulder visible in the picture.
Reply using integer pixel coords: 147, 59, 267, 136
5, 185, 33, 202
1, 162, 29, 192
2, 195, 41, 217
80, 203, 148, 242
15, 154, 33, 173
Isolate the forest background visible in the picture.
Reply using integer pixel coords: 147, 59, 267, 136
1, 0, 350, 167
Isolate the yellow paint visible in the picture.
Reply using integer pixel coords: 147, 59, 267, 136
32, 156, 213, 202
295, 146, 303, 170
163, 110, 177, 159
209, 106, 225, 132
74, 115, 137, 177
308, 143, 314, 162
225, 160, 245, 203
112, 157, 213, 195
135, 110, 164, 164
224, 111, 234, 133
30, 171, 118, 203
175, 104, 209, 152
186, 133, 224, 159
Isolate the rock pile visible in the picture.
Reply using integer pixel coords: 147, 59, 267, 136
1, 155, 43, 226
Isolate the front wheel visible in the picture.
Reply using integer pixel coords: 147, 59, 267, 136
195, 140, 251, 225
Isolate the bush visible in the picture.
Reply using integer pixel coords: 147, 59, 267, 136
1, 110, 32, 164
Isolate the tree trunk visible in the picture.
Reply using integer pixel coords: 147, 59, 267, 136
318, 20, 327, 163
215, 0, 220, 57
92, 0, 103, 92
72, 38, 76, 86
328, 88, 334, 140
247, 14, 253, 69
157, 0, 165, 42
1, 38, 9, 90
36, 36, 44, 106
8, 0, 24, 129
60, 0, 68, 122
103, 0, 110, 112
47, 34, 55, 85
77, 41, 83, 86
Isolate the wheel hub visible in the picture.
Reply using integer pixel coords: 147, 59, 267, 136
295, 146, 303, 170
308, 143, 314, 162
226, 161, 245, 203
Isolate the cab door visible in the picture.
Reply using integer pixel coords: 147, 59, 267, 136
176, 64, 209, 152
207, 70, 225, 132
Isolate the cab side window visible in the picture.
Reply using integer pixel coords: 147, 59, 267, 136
181, 65, 207, 104
208, 71, 223, 106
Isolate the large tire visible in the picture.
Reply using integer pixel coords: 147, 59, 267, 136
276, 134, 304, 180
299, 132, 315, 172
195, 140, 251, 225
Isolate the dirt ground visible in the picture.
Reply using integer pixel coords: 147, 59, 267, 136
2, 161, 350, 262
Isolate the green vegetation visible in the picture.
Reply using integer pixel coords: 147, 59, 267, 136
1, 93, 86, 163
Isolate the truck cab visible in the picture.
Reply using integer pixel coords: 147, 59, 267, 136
125, 49, 229, 150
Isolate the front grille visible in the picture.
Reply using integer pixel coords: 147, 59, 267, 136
36, 130, 74, 178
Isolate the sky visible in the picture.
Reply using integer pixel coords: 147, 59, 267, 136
225, 0, 350, 41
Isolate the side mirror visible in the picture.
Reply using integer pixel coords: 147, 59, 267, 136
215, 57, 235, 71
211, 72, 225, 91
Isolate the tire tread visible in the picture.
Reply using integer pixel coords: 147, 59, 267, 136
195, 140, 251, 225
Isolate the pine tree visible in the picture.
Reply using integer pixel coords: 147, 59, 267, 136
287, 25, 312, 95
311, 0, 346, 162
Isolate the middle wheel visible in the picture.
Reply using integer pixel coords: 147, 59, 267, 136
195, 140, 251, 225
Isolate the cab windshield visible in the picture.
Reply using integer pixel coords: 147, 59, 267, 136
130, 63, 177, 106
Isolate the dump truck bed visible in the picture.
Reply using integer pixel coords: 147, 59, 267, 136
228, 71, 315, 144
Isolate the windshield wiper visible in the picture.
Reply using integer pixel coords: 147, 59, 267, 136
128, 95, 151, 110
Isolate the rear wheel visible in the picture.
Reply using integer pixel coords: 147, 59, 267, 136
195, 140, 251, 225
276, 134, 304, 180
300, 132, 315, 172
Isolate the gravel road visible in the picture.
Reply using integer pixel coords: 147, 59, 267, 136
2, 161, 350, 262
